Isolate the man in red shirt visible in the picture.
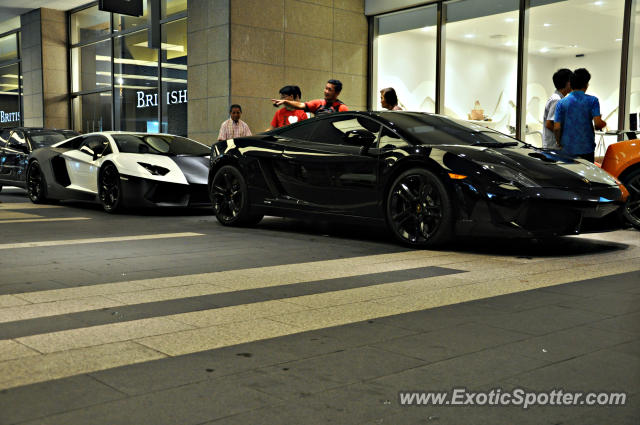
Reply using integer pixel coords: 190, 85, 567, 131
271, 79, 348, 116
268, 85, 308, 130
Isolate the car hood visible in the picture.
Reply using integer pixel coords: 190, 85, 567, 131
445, 145, 619, 189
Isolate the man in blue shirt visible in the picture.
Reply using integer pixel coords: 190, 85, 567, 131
553, 68, 607, 162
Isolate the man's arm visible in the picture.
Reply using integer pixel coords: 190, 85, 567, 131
553, 122, 562, 146
271, 99, 306, 110
217, 121, 227, 141
594, 116, 606, 131
545, 120, 554, 131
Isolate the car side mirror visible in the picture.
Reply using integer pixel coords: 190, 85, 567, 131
80, 145, 98, 160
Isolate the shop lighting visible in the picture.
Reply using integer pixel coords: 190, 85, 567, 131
95, 55, 187, 70
95, 71, 187, 84
464, 34, 476, 38
420, 27, 432, 32
132, 42, 185, 52
505, 17, 515, 22
539, 47, 549, 53
594, 1, 603, 5
543, 23, 552, 27
616, 38, 622, 41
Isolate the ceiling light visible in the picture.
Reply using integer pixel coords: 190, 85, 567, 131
117, 77, 124, 84
539, 47, 549, 53
543, 23, 552, 27
569, 44, 578, 48
594, 1, 603, 5
616, 38, 622, 41
504, 41, 514, 46
421, 26, 432, 32
505, 17, 515, 23
464, 34, 476, 38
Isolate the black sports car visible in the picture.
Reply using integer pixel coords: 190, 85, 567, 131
0, 127, 79, 192
27, 132, 211, 212
208, 111, 627, 247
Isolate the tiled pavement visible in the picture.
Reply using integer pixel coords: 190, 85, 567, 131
0, 187, 638, 424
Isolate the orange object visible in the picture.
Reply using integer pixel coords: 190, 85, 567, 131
448, 173, 467, 179
600, 139, 640, 179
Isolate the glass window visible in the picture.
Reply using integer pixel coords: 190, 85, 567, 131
309, 115, 380, 145
9, 130, 26, 147
626, 1, 640, 134
161, 18, 187, 135
0, 63, 21, 128
114, 1, 149, 33
373, 5, 437, 112
0, 129, 10, 146
72, 92, 113, 133
114, 30, 158, 132
71, 40, 111, 92
276, 120, 319, 140
70, 5, 110, 44
444, 0, 519, 135
525, 0, 625, 149
0, 33, 18, 63
28, 130, 78, 149
162, 0, 187, 18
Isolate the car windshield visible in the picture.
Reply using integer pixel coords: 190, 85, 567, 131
113, 134, 210, 156
29, 131, 77, 148
381, 112, 523, 147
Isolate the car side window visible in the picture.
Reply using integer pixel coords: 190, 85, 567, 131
8, 131, 27, 149
0, 130, 10, 148
276, 120, 320, 141
379, 126, 410, 149
309, 115, 381, 146
79, 135, 110, 158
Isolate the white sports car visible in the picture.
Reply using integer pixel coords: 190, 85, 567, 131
26, 132, 211, 212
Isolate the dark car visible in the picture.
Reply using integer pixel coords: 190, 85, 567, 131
0, 127, 79, 192
208, 111, 627, 247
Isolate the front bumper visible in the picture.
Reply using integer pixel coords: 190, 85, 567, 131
120, 175, 210, 208
454, 183, 625, 237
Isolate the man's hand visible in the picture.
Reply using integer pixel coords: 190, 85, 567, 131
594, 116, 607, 131
271, 99, 286, 107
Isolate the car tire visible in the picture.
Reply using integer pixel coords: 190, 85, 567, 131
210, 165, 263, 226
26, 160, 51, 204
385, 168, 453, 247
99, 163, 123, 213
622, 168, 640, 230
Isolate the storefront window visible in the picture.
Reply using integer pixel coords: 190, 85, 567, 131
374, 5, 437, 112
71, 40, 112, 92
162, 0, 187, 18
0, 33, 18, 63
70, 5, 110, 44
161, 18, 187, 135
525, 0, 625, 148
626, 1, 640, 133
114, 1, 149, 33
0, 63, 21, 128
73, 92, 113, 133
444, 0, 519, 135
114, 30, 158, 132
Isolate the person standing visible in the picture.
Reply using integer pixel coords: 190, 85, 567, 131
268, 85, 308, 130
542, 69, 572, 149
380, 87, 402, 111
217, 104, 252, 141
271, 79, 348, 115
553, 68, 606, 162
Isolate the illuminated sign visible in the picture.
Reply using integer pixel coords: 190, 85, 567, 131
136, 90, 187, 108
0, 111, 20, 123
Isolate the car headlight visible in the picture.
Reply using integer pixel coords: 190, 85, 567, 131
138, 162, 170, 176
481, 163, 539, 187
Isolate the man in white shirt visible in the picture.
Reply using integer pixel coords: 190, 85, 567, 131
218, 104, 252, 141
542, 69, 572, 149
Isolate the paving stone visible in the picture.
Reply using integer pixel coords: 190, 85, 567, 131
0, 375, 125, 425
500, 325, 636, 363
473, 304, 613, 336
370, 322, 529, 363
587, 311, 640, 336
557, 292, 640, 316
19, 378, 280, 425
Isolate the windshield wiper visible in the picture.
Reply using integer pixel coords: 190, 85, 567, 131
471, 141, 519, 148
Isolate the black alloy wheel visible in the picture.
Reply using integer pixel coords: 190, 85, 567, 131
386, 168, 453, 247
622, 169, 640, 230
99, 163, 123, 213
210, 165, 262, 226
26, 160, 49, 204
